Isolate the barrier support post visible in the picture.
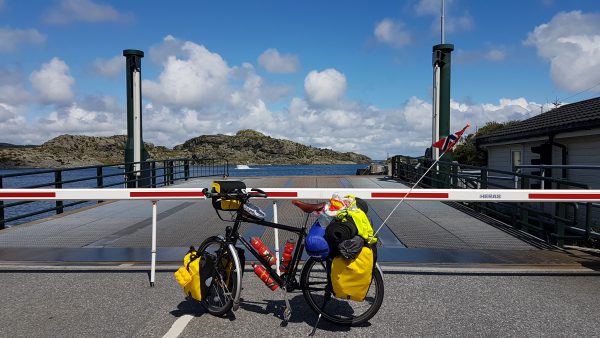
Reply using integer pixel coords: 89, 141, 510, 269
150, 200, 157, 287
273, 201, 280, 275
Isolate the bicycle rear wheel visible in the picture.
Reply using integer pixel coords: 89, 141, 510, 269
197, 236, 242, 316
300, 257, 384, 326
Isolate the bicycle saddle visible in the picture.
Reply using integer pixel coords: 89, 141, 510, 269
292, 200, 326, 213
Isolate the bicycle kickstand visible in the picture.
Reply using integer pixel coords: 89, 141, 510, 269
280, 288, 292, 326
308, 293, 330, 336
308, 313, 321, 337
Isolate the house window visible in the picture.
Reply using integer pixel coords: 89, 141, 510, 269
511, 150, 522, 169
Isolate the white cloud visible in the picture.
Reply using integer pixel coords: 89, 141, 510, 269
45, 0, 129, 24
374, 18, 411, 48
30, 57, 75, 104
455, 46, 507, 63
36, 101, 123, 135
143, 38, 230, 107
485, 48, 506, 61
429, 12, 474, 35
415, 0, 453, 16
304, 69, 347, 106
525, 11, 600, 92
0, 27, 46, 52
258, 48, 300, 73
91, 55, 122, 77
0, 84, 31, 105
403, 96, 432, 131
450, 97, 551, 134
414, 0, 473, 35
0, 103, 22, 124
0, 94, 125, 145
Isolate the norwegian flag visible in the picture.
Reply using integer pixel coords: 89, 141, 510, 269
432, 123, 471, 153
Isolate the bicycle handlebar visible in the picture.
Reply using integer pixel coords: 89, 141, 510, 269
202, 188, 268, 200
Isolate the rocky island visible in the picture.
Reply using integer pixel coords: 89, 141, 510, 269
0, 130, 371, 168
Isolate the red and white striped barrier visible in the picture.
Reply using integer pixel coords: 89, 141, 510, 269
1, 188, 599, 202
2, 187, 599, 285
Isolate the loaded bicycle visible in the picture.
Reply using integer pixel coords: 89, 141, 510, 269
194, 181, 384, 328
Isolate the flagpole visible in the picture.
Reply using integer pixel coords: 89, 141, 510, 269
373, 124, 470, 237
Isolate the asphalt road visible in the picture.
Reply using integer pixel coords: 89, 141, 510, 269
0, 269, 599, 337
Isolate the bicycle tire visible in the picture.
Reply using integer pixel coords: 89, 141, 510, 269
300, 257, 384, 326
197, 236, 242, 316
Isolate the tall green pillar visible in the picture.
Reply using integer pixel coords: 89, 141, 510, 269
433, 43, 454, 158
432, 44, 454, 187
123, 49, 149, 188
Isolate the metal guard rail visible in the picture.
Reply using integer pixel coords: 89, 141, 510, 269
0, 157, 229, 228
391, 155, 599, 247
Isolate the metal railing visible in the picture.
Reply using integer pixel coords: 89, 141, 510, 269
390, 155, 600, 247
0, 157, 228, 228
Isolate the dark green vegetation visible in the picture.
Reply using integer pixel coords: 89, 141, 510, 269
0, 130, 370, 168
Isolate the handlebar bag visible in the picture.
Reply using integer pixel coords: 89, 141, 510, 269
330, 246, 374, 302
211, 181, 246, 210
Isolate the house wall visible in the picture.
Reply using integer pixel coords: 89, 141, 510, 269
485, 131, 600, 231
556, 134, 600, 189
486, 133, 600, 189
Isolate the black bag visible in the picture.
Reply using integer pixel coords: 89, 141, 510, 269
338, 235, 365, 260
211, 181, 246, 210
325, 217, 358, 257
199, 252, 216, 297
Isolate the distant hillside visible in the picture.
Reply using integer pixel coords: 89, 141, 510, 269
0, 130, 371, 168
0, 135, 177, 168
174, 129, 371, 165
0, 142, 37, 148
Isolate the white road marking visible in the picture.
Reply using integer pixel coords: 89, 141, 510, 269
162, 314, 194, 338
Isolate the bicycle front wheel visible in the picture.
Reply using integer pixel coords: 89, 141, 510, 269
197, 236, 242, 317
300, 257, 384, 326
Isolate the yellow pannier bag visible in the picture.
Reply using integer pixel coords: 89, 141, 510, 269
174, 249, 202, 301
330, 246, 374, 301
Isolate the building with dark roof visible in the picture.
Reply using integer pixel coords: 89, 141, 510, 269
476, 96, 600, 189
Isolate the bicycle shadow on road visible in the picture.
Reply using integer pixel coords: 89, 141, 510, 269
239, 293, 365, 333
169, 298, 207, 318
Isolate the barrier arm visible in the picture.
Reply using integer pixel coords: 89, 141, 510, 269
1, 187, 600, 286
1, 188, 600, 202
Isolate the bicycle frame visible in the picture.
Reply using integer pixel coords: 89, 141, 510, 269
224, 207, 313, 292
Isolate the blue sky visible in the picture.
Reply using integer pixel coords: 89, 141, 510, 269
1, 0, 600, 159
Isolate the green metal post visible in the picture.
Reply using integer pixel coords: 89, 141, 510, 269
432, 43, 454, 160
479, 168, 488, 215
123, 49, 149, 188
451, 163, 458, 188
519, 176, 529, 230
184, 160, 190, 181
55, 170, 63, 214
151, 161, 156, 188
556, 202, 566, 248
96, 166, 103, 204
432, 44, 454, 187
0, 176, 4, 229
